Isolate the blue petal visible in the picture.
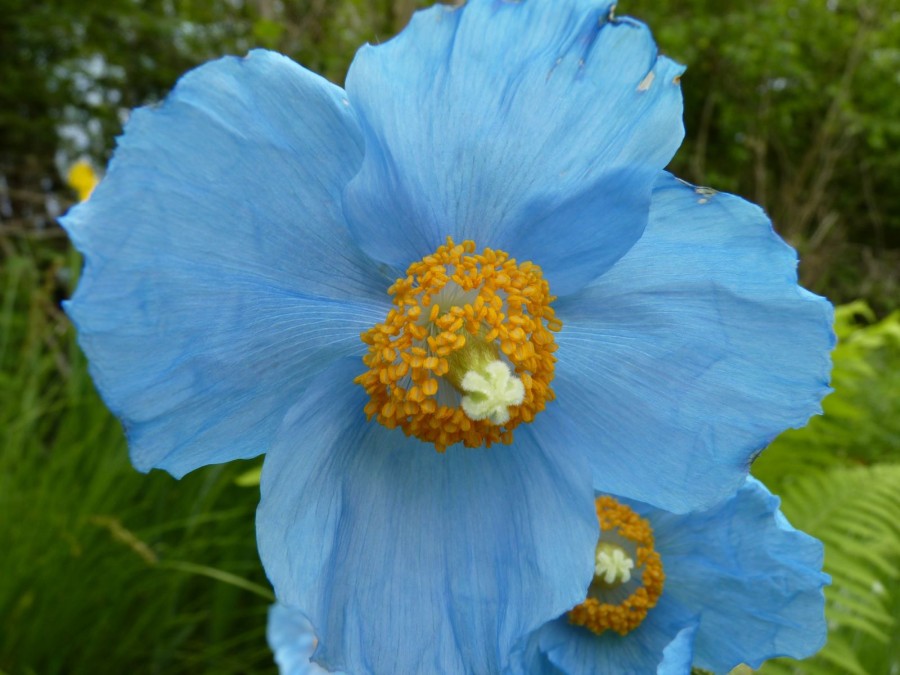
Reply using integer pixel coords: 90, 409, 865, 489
267, 604, 334, 675
657, 620, 698, 675
534, 596, 697, 674
257, 358, 598, 675
343, 0, 685, 295
63, 50, 391, 477
641, 478, 829, 671
535, 172, 834, 512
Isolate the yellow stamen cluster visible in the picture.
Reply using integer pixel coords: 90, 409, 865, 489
568, 496, 665, 636
355, 238, 560, 451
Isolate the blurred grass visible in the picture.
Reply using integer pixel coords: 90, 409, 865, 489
0, 239, 273, 675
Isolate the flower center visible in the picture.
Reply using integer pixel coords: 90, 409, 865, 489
355, 238, 560, 451
594, 542, 634, 585
568, 496, 665, 636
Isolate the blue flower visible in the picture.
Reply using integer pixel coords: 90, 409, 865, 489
508, 478, 829, 674
63, 0, 833, 672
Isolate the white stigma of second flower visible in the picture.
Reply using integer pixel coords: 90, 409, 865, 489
459, 360, 525, 425
594, 542, 635, 585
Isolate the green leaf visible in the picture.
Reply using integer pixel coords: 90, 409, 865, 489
760, 464, 900, 674
234, 464, 262, 488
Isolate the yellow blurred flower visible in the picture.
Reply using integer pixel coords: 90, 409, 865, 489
67, 160, 99, 202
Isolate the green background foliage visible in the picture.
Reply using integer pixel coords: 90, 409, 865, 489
752, 307, 900, 675
628, 0, 900, 314
1, 1, 898, 673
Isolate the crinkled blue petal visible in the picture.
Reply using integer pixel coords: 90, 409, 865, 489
257, 358, 598, 675
344, 0, 685, 295
637, 478, 829, 671
63, 50, 391, 477
267, 604, 334, 675
529, 595, 697, 674
535, 172, 834, 512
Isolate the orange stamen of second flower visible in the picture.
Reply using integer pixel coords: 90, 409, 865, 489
568, 496, 665, 636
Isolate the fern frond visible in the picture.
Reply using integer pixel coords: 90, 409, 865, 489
758, 464, 900, 674
808, 633, 868, 675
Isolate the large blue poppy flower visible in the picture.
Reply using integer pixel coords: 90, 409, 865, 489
63, 0, 832, 672
506, 478, 829, 674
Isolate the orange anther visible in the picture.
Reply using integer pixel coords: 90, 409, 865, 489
356, 238, 560, 450
568, 497, 664, 636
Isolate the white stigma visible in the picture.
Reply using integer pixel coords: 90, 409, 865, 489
460, 360, 525, 425
595, 543, 635, 585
